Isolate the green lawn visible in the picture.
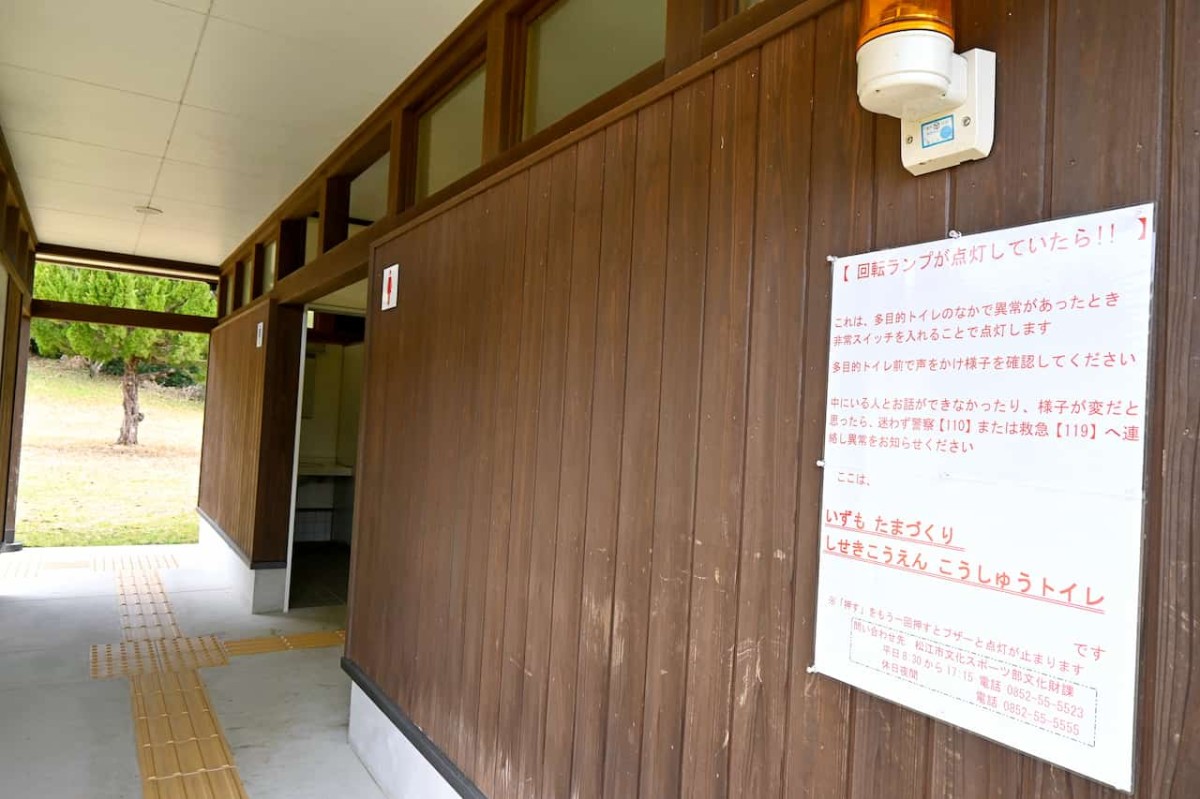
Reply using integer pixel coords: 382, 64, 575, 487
17, 358, 204, 547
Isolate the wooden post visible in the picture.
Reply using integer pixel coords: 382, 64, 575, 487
233, 260, 247, 310
665, 0, 719, 75
2, 207, 17, 265
0, 277, 24, 552
386, 117, 407, 216
3, 280, 31, 550
0, 176, 8, 247
482, 9, 524, 159
277, 218, 307, 281
318, 175, 352, 254
252, 243, 266, 298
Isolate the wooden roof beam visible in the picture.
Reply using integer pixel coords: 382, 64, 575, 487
30, 299, 217, 335
35, 243, 220, 285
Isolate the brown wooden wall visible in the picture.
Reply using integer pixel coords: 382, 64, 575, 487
346, 0, 1199, 796
198, 301, 302, 566
0, 276, 28, 545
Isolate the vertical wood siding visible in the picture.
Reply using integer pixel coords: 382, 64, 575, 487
342, 0, 1199, 795
198, 302, 301, 565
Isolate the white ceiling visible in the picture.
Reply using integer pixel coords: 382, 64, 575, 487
0, 0, 478, 265
310, 278, 368, 316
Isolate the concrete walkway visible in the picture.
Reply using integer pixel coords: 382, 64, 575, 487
0, 543, 385, 799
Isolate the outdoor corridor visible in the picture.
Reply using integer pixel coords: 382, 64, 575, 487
0, 543, 386, 799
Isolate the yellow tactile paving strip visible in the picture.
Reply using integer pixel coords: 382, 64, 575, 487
159, 636, 230, 673
221, 630, 346, 658
91, 639, 162, 680
91, 636, 230, 680
95, 552, 181, 573
79, 563, 250, 798
130, 671, 248, 799
118, 571, 184, 641
75, 553, 347, 798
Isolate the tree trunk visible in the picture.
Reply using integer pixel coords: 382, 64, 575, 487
88, 360, 103, 379
117, 360, 142, 446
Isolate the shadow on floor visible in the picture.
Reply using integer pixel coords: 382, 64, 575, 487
289, 542, 351, 609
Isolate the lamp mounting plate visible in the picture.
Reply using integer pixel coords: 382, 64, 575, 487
900, 49, 996, 176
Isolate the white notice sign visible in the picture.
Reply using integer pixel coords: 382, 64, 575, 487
812, 204, 1155, 791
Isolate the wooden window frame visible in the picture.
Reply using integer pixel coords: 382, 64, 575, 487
517, 0, 672, 133
702, 0, 807, 55
214, 0, 807, 286
334, 120, 393, 226
403, 46, 489, 208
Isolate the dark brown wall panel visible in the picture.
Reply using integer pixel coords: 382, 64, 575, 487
726, 21, 815, 799
569, 113, 638, 799
0, 279, 25, 545
492, 156, 554, 799
1153, 1, 1200, 796
783, 3, 871, 796
200, 304, 268, 560
639, 74, 713, 799
600, 97, 671, 799
474, 172, 530, 797
252, 303, 303, 564
680, 50, 758, 799
341, 0, 1198, 796
541, 129, 605, 799
515, 147, 578, 799
198, 301, 300, 565
4, 309, 31, 539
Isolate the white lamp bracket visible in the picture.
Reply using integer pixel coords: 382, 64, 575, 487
857, 30, 996, 176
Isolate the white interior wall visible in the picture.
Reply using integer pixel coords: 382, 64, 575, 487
294, 337, 362, 546
337, 343, 364, 467
299, 344, 344, 464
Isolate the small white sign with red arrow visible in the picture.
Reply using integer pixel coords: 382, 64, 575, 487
381, 264, 399, 311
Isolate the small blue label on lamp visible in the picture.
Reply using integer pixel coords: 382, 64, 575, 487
921, 115, 956, 149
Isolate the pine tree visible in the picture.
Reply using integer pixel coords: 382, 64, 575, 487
30, 264, 216, 445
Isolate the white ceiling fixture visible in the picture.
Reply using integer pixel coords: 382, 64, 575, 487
0, 0, 479, 265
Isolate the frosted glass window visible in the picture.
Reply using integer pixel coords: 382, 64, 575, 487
416, 66, 486, 200
241, 263, 253, 305
305, 217, 320, 264
524, 0, 666, 136
351, 155, 390, 222
263, 241, 277, 293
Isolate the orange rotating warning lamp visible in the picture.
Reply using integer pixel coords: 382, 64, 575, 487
859, 0, 955, 48
856, 0, 995, 176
